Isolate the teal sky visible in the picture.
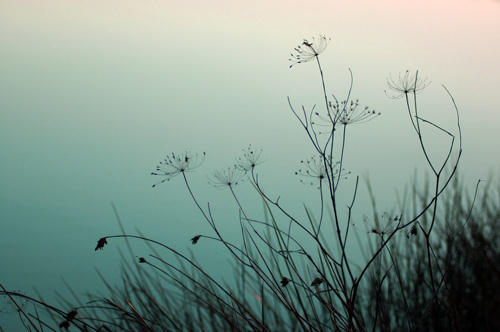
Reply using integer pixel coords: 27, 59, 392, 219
1, 0, 499, 327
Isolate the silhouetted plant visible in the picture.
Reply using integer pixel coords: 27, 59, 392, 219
2, 35, 487, 332
361, 175, 500, 331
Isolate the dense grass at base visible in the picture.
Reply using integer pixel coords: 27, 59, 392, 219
2, 175, 498, 331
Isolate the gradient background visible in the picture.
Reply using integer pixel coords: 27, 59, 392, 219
1, 0, 499, 328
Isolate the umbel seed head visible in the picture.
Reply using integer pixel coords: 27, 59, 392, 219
289, 35, 331, 68
152, 151, 206, 188
386, 70, 430, 99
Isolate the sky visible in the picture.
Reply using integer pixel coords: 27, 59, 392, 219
1, 0, 499, 328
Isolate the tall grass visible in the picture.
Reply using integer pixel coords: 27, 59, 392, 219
2, 36, 493, 331
361, 174, 499, 331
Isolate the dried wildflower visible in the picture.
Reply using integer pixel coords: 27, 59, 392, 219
386, 70, 430, 98
209, 166, 244, 188
311, 277, 324, 287
367, 213, 400, 236
407, 224, 418, 238
190, 235, 201, 244
59, 320, 70, 329
371, 228, 385, 236
281, 277, 291, 287
59, 309, 77, 330
336, 99, 380, 125
236, 145, 262, 172
152, 151, 206, 187
311, 99, 379, 130
295, 155, 348, 187
289, 35, 331, 68
95, 237, 108, 251
295, 155, 328, 186
370, 221, 396, 236
66, 309, 77, 321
